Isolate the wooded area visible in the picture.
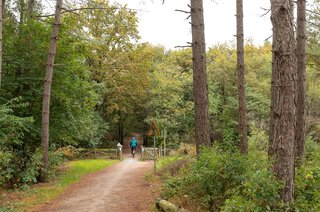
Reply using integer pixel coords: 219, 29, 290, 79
1, 0, 320, 210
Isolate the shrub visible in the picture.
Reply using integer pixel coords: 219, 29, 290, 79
162, 146, 282, 211
0, 149, 42, 188
248, 125, 268, 152
294, 138, 320, 210
0, 149, 63, 188
157, 156, 192, 179
56, 145, 81, 160
222, 153, 282, 211
0, 151, 14, 187
170, 144, 196, 157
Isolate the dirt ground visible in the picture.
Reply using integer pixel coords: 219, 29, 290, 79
36, 154, 159, 212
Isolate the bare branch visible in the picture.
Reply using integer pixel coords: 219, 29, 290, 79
174, 45, 192, 48
175, 9, 190, 14
260, 7, 271, 17
306, 8, 320, 17
264, 34, 272, 42
36, 7, 134, 18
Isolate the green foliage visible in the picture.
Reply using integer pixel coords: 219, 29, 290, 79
162, 145, 282, 211
0, 99, 34, 148
0, 151, 14, 187
0, 101, 36, 188
146, 48, 194, 145
157, 156, 192, 179
207, 43, 271, 143
248, 125, 268, 152
58, 160, 118, 186
294, 138, 320, 211
222, 154, 282, 211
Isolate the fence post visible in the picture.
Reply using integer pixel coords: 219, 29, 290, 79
141, 146, 144, 159
164, 129, 166, 156
153, 136, 156, 173
117, 143, 122, 160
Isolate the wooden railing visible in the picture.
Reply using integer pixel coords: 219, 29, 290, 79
78, 148, 122, 160
141, 147, 159, 160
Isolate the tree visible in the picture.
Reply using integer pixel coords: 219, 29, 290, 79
268, 0, 296, 203
40, 0, 62, 182
236, 0, 248, 154
295, 0, 307, 165
190, 0, 211, 155
0, 0, 2, 88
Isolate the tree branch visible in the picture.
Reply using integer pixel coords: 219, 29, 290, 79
36, 7, 134, 18
175, 9, 190, 14
260, 7, 271, 17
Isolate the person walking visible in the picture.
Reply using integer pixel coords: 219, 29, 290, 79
130, 137, 138, 158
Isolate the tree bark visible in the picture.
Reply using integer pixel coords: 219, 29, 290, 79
295, 0, 307, 166
28, 0, 34, 19
40, 0, 63, 182
0, 0, 3, 88
268, 0, 296, 203
236, 0, 248, 154
18, 0, 24, 38
190, 0, 211, 156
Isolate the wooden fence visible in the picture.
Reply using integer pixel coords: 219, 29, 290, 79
78, 148, 122, 160
141, 147, 159, 160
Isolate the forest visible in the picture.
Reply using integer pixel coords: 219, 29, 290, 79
1, 0, 320, 211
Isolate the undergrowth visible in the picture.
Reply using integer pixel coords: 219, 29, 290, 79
157, 133, 320, 211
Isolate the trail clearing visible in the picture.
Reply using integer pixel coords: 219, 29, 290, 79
36, 157, 158, 212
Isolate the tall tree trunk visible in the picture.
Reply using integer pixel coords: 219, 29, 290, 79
295, 0, 307, 166
27, 0, 34, 19
0, 0, 3, 88
19, 0, 24, 37
268, 0, 296, 203
236, 0, 248, 154
40, 0, 63, 182
190, 0, 211, 156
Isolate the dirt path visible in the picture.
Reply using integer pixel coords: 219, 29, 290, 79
37, 156, 159, 212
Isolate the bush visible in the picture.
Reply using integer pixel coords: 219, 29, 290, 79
56, 145, 81, 160
0, 101, 64, 188
0, 149, 63, 188
0, 151, 14, 187
248, 125, 268, 152
294, 138, 320, 210
222, 153, 282, 211
157, 156, 192, 179
0, 149, 42, 188
169, 143, 196, 157
162, 146, 282, 211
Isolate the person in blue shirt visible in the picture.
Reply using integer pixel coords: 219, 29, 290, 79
130, 137, 138, 157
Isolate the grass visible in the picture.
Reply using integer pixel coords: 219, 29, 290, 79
0, 159, 118, 211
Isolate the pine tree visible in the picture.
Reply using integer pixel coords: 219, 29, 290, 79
236, 0, 248, 154
268, 0, 296, 203
40, 0, 63, 182
190, 0, 211, 156
295, 0, 307, 166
